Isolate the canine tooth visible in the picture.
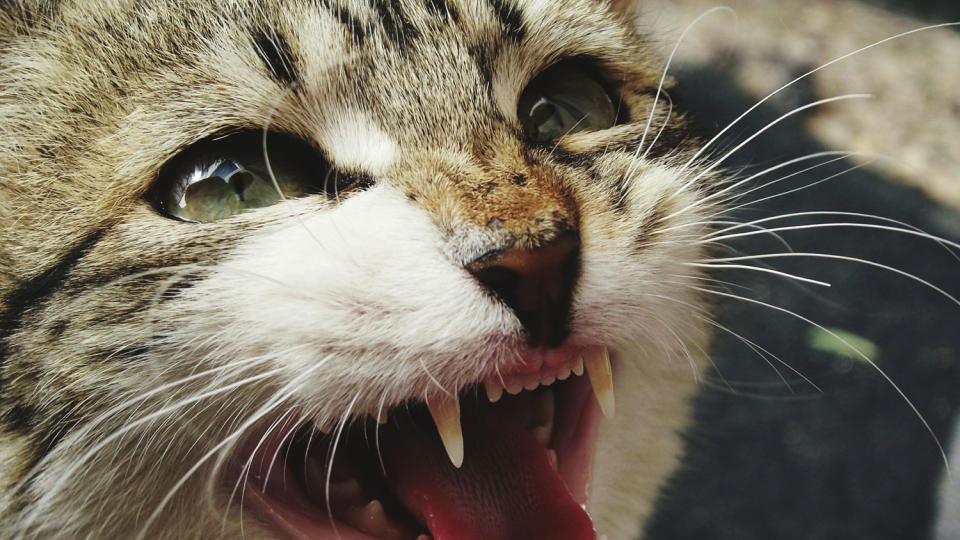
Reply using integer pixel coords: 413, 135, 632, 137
532, 389, 555, 426
345, 500, 399, 538
484, 380, 504, 403
547, 449, 559, 471
531, 426, 551, 446
428, 394, 464, 468
328, 478, 363, 503
572, 357, 585, 376
584, 346, 615, 418
303, 456, 326, 499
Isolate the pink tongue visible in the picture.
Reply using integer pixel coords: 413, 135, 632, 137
382, 409, 595, 540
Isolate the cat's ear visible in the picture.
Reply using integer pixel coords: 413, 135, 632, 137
606, 0, 639, 18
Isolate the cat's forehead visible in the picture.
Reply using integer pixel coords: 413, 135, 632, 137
45, 0, 654, 150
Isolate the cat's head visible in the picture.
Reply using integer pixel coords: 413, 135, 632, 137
0, 1, 715, 538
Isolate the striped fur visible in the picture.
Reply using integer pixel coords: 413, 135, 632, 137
0, 1, 715, 538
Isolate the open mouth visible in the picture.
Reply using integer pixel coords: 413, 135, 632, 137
233, 346, 613, 540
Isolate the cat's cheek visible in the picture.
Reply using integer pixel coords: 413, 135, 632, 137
172, 185, 519, 414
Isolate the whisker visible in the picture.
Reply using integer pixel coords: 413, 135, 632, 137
694, 286, 949, 470
375, 392, 388, 477
668, 93, 872, 201
676, 22, 960, 176
325, 392, 361, 540
628, 5, 736, 183
701, 252, 960, 307
702, 315, 823, 394
661, 151, 864, 223
704, 222, 960, 252
705, 212, 960, 260
719, 161, 873, 215
686, 262, 831, 288
140, 357, 333, 539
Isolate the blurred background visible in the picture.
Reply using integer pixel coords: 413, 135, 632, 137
634, 2, 960, 539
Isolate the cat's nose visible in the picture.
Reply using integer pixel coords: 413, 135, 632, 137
467, 232, 580, 348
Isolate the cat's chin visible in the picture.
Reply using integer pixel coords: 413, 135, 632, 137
228, 354, 605, 540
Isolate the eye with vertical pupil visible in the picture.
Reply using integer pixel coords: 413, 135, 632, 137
518, 61, 620, 143
153, 131, 350, 223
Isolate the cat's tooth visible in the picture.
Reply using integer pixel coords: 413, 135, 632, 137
556, 366, 572, 381
531, 426, 551, 446
541, 373, 556, 387
484, 379, 504, 403
505, 378, 524, 395
547, 449, 559, 471
428, 394, 464, 468
303, 456, 326, 498
572, 357, 585, 376
344, 500, 397, 538
524, 377, 539, 391
584, 346, 615, 418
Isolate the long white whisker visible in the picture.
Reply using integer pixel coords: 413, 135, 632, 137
694, 287, 949, 470
704, 222, 960, 252
325, 392, 361, 540
669, 94, 872, 201
677, 22, 960, 175
685, 262, 832, 288
701, 252, 960, 307
629, 5, 736, 183
140, 357, 333, 539
661, 151, 862, 223
721, 161, 873, 215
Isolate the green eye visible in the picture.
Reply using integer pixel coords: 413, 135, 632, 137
518, 62, 620, 143
154, 132, 351, 223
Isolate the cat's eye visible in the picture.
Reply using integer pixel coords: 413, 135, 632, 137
152, 132, 349, 222
518, 62, 620, 143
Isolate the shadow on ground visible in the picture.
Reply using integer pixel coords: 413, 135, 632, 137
643, 66, 960, 540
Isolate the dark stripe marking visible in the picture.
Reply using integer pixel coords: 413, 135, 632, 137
424, 0, 459, 22
253, 29, 299, 86
372, 0, 419, 45
316, 0, 368, 42
0, 227, 108, 367
488, 0, 525, 41
33, 410, 81, 470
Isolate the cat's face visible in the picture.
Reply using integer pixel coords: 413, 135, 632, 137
0, 1, 715, 538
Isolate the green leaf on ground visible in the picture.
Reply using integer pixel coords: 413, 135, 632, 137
808, 327, 880, 362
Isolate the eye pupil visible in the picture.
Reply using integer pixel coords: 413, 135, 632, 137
229, 171, 255, 202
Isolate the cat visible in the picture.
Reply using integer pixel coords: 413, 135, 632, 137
0, 0, 719, 538
0, 0, 956, 539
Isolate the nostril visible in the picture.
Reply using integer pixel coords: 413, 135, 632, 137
467, 232, 581, 347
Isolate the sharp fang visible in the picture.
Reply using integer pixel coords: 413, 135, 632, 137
484, 380, 504, 403
428, 393, 464, 468
584, 346, 615, 418
572, 357, 585, 376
